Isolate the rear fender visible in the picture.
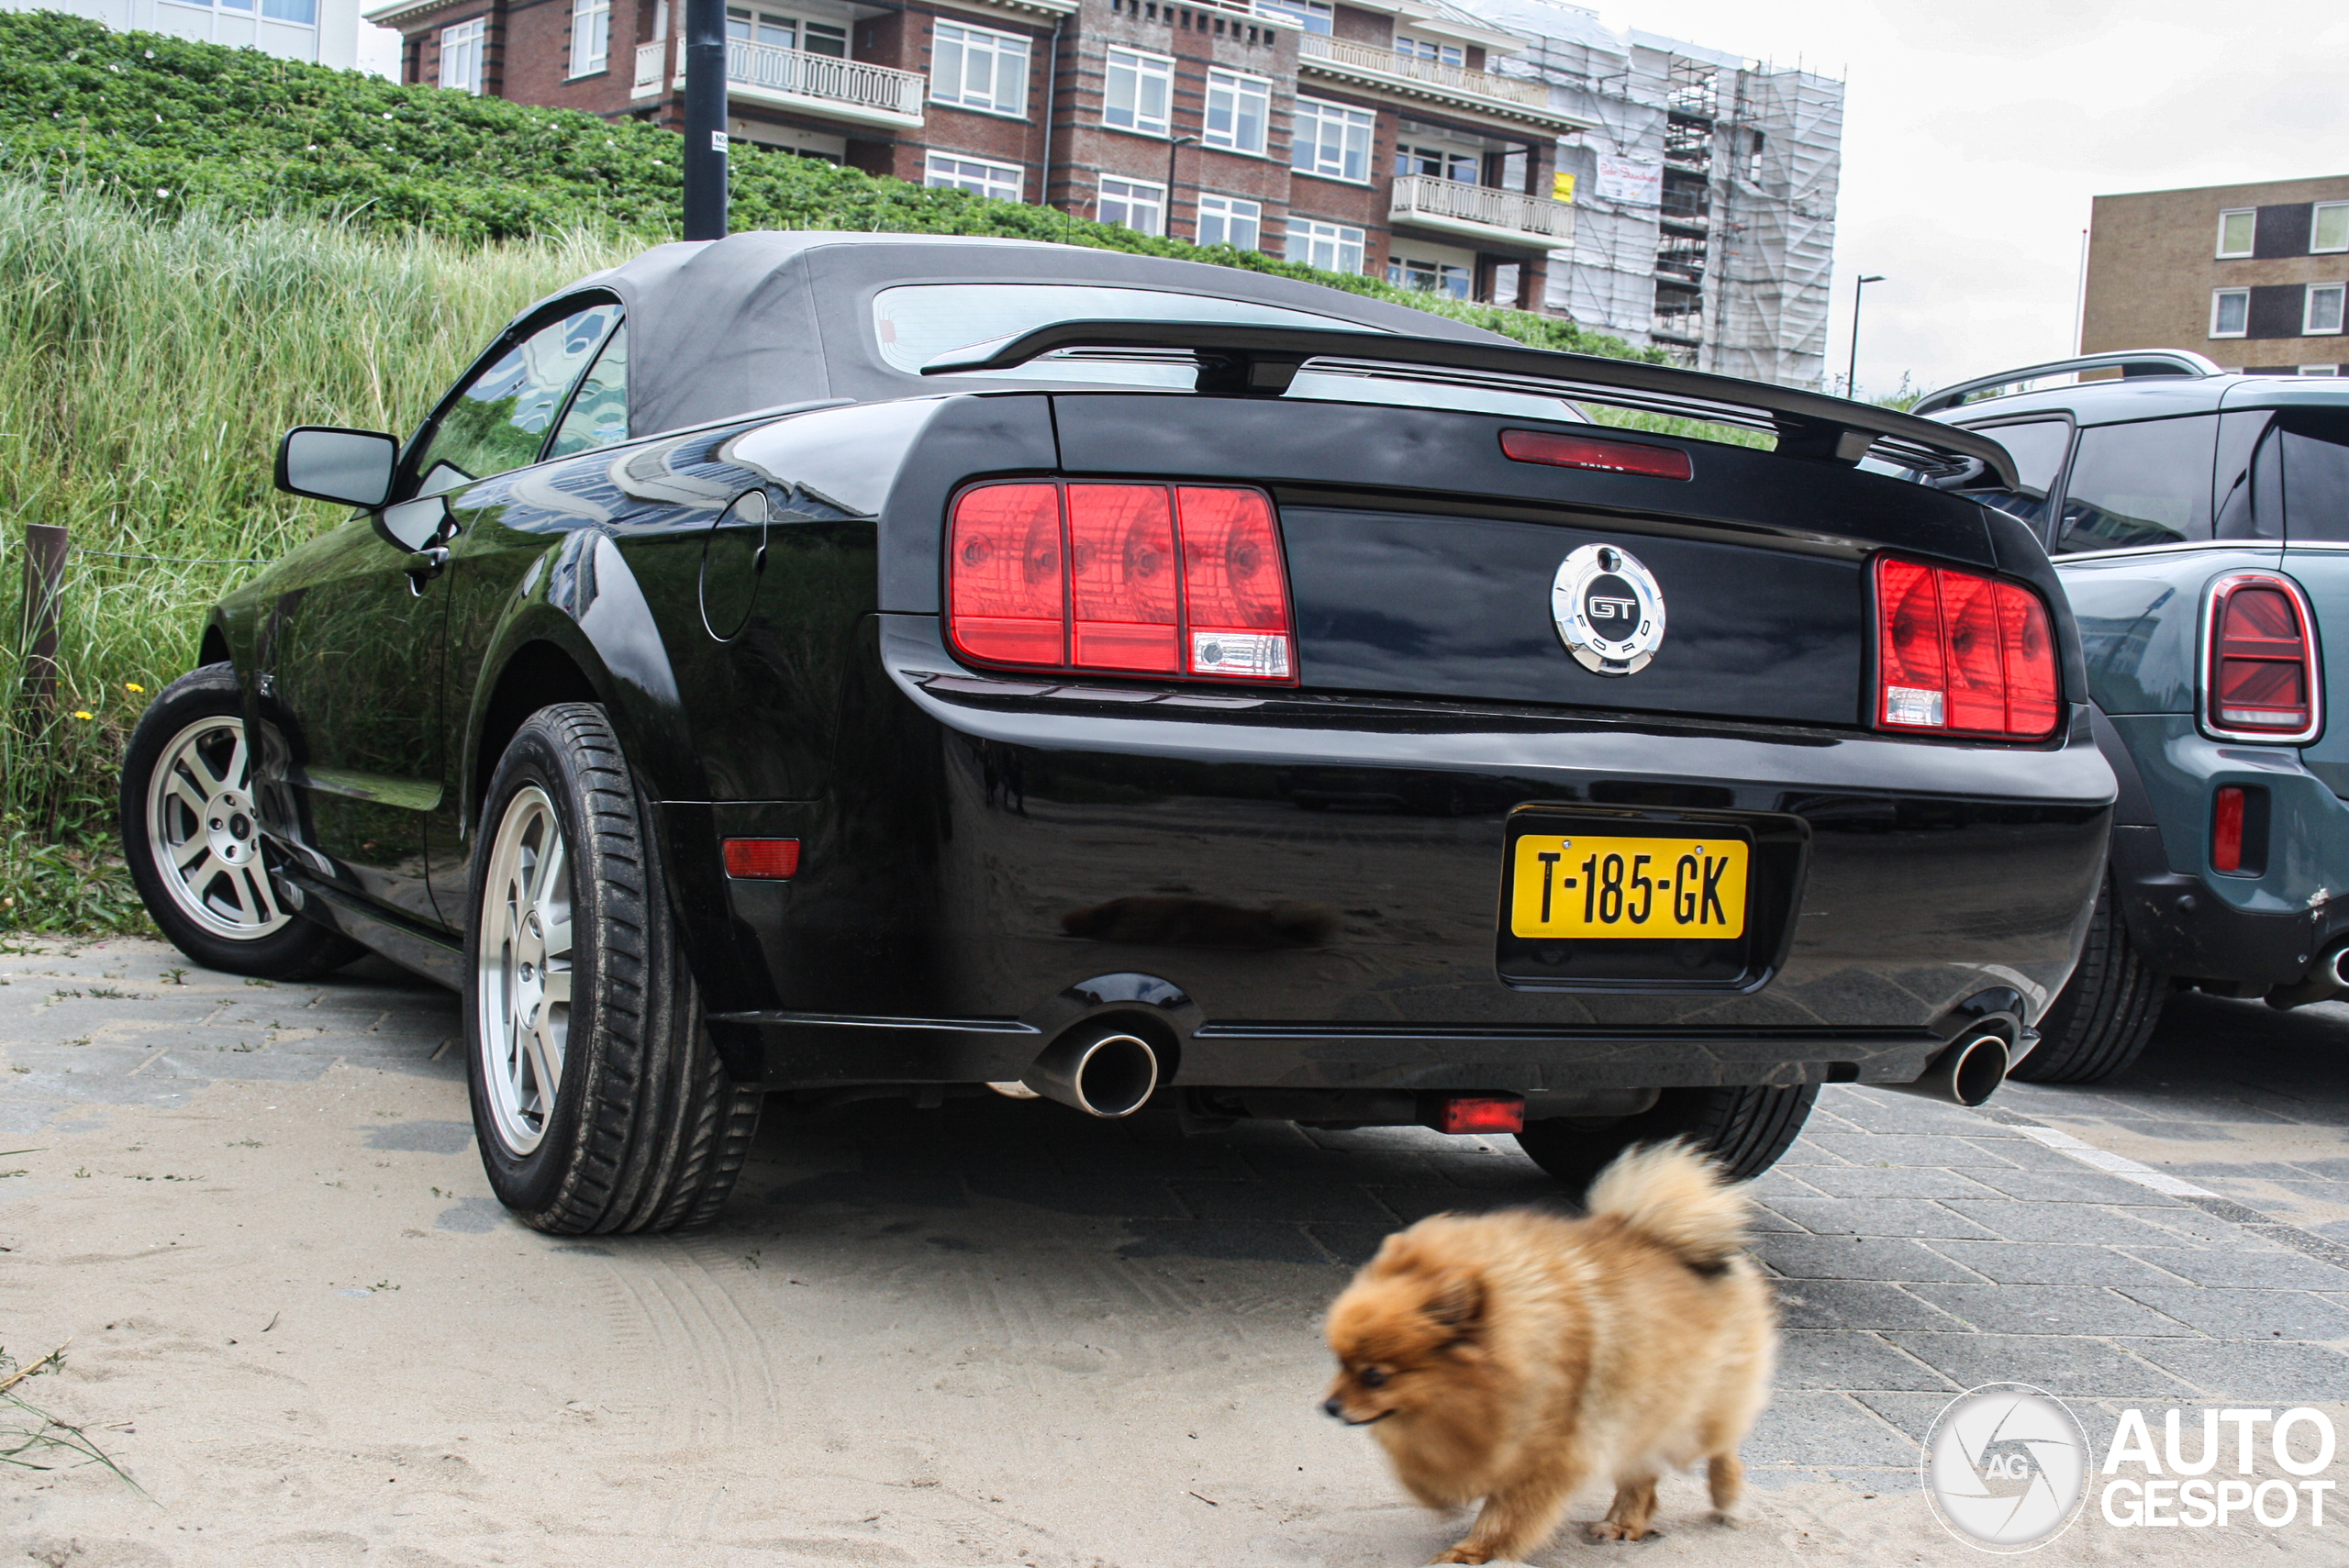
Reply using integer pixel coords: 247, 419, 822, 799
462, 530, 703, 831
462, 535, 752, 1040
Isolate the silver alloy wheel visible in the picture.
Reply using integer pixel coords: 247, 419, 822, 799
476, 784, 574, 1156
143, 715, 288, 942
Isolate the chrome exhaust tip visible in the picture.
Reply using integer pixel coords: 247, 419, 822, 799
1020, 1026, 1161, 1118
1884, 1032, 2009, 1107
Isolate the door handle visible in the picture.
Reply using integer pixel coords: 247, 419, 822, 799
404, 547, 451, 594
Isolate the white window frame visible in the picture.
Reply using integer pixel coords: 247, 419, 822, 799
1255, 0, 1330, 32
930, 19, 1031, 118
1291, 95, 1374, 183
1195, 192, 1261, 250
2299, 365, 2342, 377
2216, 207, 2256, 260
1396, 142, 1479, 183
1394, 34, 1464, 66
2210, 287, 2250, 339
439, 17, 485, 93
1387, 255, 1472, 299
1285, 217, 1365, 274
1103, 47, 1174, 138
1098, 174, 1168, 237
2315, 202, 2349, 256
924, 151, 1024, 203
2308, 283, 2346, 337
727, 8, 845, 54
1202, 68, 1271, 155
569, 0, 610, 76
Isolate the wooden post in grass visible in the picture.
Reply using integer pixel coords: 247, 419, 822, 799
18, 523, 67, 725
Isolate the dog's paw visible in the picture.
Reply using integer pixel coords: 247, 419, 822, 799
1586, 1522, 1659, 1543
1709, 1509, 1742, 1529
1429, 1548, 1494, 1564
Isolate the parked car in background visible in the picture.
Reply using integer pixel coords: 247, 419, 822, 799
122, 233, 2113, 1233
1911, 350, 2349, 1082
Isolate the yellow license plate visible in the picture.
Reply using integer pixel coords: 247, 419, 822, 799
1509, 833, 1748, 940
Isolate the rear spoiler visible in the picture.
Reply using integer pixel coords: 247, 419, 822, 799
921, 320, 2020, 486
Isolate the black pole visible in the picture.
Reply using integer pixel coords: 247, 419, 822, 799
1164, 136, 1194, 240
1847, 273, 1883, 398
682, 0, 728, 240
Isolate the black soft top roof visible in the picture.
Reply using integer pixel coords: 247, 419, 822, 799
535, 230, 1502, 436
521, 231, 2012, 482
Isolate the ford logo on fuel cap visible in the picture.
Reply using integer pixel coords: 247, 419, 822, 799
1552, 542, 1666, 676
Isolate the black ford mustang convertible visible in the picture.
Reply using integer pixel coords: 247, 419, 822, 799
122, 233, 2115, 1233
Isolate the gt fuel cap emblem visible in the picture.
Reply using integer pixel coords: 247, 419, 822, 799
1552, 543, 1666, 676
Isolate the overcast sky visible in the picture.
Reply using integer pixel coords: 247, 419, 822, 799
1588, 0, 2349, 398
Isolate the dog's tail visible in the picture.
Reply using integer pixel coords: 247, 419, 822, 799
1585, 1140, 1750, 1274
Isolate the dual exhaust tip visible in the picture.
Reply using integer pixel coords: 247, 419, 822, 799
1011, 1022, 2017, 1119
990, 1025, 1162, 1118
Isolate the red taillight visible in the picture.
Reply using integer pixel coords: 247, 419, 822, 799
1175, 486, 1293, 680
1500, 428, 1694, 481
947, 481, 1296, 683
2206, 573, 2319, 740
1069, 484, 1179, 673
947, 483, 1064, 666
2212, 786, 2245, 874
722, 838, 800, 879
1873, 557, 2060, 741
1428, 1095, 1525, 1135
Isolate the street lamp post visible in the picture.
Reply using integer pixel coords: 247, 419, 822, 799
1164, 135, 1197, 241
1846, 273, 1885, 399
682, 0, 729, 240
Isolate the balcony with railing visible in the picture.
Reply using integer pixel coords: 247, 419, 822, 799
1295, 33, 1585, 128
629, 36, 926, 129
1389, 174, 1574, 250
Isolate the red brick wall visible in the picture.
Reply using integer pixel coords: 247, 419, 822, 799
1053, 2, 1300, 249
499, 0, 642, 117
1330, 5, 1386, 47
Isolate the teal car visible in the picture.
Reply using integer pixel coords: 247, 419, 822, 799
1914, 350, 2349, 1082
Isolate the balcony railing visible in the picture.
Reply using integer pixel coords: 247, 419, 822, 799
726, 39, 925, 126
629, 36, 926, 125
1390, 174, 1574, 246
1297, 33, 1551, 112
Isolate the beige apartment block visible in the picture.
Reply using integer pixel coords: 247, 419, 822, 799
2083, 173, 2349, 375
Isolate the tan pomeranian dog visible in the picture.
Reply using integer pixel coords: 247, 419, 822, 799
1321, 1141, 1774, 1564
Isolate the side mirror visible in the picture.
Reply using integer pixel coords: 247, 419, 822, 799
276, 426, 398, 509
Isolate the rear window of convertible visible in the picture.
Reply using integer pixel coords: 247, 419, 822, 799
871, 283, 1587, 422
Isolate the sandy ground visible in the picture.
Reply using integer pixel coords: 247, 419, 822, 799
5, 939, 2346, 1567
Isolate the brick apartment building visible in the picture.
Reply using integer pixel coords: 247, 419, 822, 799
364, 0, 1590, 306
2083, 173, 2349, 375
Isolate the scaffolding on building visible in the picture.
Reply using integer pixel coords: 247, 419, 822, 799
1457, 0, 1842, 389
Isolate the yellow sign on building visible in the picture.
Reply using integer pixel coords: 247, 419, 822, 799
1553, 171, 1577, 204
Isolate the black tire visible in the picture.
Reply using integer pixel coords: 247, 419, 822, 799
2009, 868, 2166, 1085
464, 703, 761, 1234
1513, 1083, 1820, 1195
117, 662, 365, 980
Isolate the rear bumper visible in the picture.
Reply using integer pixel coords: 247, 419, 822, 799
686, 615, 2115, 1093
2106, 715, 2349, 986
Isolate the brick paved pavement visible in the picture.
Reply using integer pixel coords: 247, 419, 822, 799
7, 936, 2349, 1500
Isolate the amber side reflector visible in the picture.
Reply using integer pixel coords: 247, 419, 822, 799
1500, 428, 1694, 481
1428, 1095, 1526, 1135
722, 838, 801, 880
